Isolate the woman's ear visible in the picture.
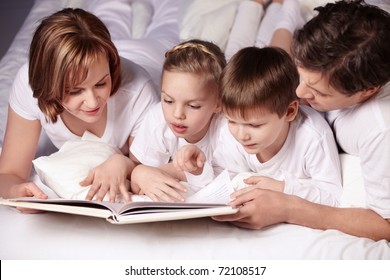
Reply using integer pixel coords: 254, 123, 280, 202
285, 100, 299, 122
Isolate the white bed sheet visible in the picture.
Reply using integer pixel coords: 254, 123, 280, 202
0, 0, 389, 260
0, 194, 389, 260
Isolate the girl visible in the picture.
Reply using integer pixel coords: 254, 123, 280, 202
130, 39, 227, 202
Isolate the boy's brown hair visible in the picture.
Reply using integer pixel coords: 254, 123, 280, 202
221, 47, 299, 119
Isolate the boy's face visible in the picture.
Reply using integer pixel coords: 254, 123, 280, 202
161, 70, 220, 144
296, 67, 367, 111
226, 107, 293, 162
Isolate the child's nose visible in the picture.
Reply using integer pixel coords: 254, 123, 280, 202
173, 106, 185, 119
237, 126, 250, 141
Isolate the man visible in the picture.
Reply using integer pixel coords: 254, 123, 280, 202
214, 0, 390, 241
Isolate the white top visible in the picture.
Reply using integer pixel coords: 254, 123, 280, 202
9, 58, 159, 150
213, 105, 343, 206
130, 102, 227, 166
326, 82, 390, 218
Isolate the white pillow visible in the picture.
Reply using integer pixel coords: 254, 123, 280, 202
32, 132, 120, 200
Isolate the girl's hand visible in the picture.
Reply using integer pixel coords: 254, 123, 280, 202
131, 165, 187, 202
80, 153, 132, 202
172, 144, 206, 175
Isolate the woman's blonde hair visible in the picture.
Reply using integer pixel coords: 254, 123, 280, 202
163, 39, 226, 96
29, 8, 121, 122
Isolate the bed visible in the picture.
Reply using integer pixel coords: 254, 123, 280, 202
0, 0, 389, 260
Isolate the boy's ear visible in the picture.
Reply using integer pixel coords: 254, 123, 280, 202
285, 100, 299, 121
214, 99, 222, 113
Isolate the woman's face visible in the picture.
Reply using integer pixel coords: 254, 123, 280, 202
62, 55, 112, 124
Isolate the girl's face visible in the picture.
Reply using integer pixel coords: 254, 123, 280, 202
161, 70, 221, 143
226, 103, 297, 163
62, 55, 112, 124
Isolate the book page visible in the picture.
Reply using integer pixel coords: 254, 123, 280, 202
185, 169, 234, 204
115, 169, 234, 215
129, 169, 234, 205
0, 169, 235, 221
112, 206, 237, 224
0, 197, 113, 218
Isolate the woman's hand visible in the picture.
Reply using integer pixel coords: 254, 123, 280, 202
80, 153, 133, 202
11, 182, 48, 214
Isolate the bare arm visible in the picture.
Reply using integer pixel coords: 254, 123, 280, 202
214, 189, 390, 241
0, 107, 46, 199
287, 195, 390, 241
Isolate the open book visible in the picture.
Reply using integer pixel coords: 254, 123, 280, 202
0, 170, 238, 224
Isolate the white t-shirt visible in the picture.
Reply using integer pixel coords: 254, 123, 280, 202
213, 105, 343, 206
9, 57, 159, 151
130, 102, 227, 167
326, 82, 390, 218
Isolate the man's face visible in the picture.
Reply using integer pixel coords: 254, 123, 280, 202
296, 67, 366, 111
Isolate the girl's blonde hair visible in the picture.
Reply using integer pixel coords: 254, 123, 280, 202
163, 39, 226, 96
29, 8, 121, 122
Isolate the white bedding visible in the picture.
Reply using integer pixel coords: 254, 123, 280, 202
1, 200, 389, 260
0, 0, 389, 260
